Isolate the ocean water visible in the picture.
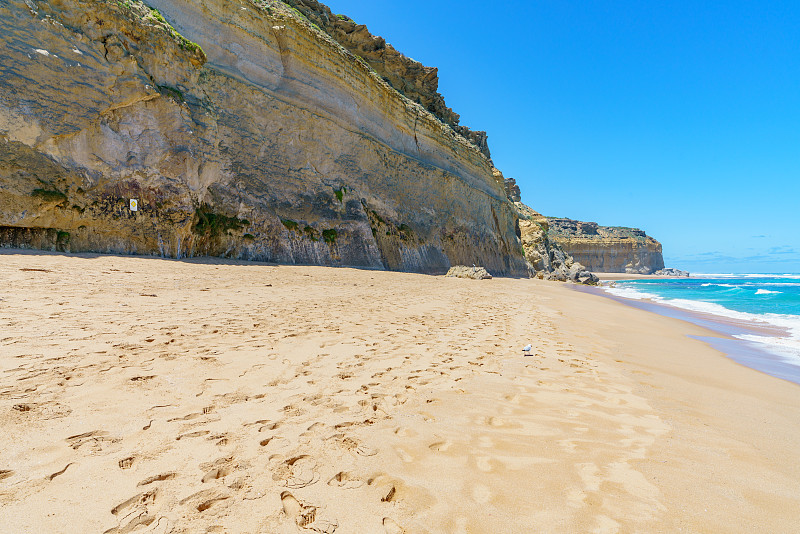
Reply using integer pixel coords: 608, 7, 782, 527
602, 274, 800, 382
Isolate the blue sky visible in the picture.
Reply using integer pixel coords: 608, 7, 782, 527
323, 0, 800, 273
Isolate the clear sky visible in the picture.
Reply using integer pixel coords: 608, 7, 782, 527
323, 0, 799, 273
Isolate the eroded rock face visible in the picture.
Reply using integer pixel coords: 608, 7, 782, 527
0, 0, 525, 275
283, 0, 491, 159
514, 203, 598, 285
547, 218, 665, 274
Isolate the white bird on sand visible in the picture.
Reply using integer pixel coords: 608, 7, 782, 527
522, 344, 532, 356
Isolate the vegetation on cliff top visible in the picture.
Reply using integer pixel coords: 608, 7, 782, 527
145, 6, 204, 55
113, 1, 205, 60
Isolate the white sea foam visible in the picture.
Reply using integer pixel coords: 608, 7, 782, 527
603, 285, 658, 301
755, 289, 781, 295
694, 273, 800, 280
734, 334, 800, 366
602, 283, 800, 366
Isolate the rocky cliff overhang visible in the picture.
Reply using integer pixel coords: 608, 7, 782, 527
0, 0, 526, 275
547, 218, 665, 274
282, 0, 491, 159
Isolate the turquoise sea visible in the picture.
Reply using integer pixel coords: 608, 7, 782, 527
602, 274, 800, 384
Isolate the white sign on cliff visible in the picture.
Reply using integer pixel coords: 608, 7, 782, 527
130, 199, 138, 212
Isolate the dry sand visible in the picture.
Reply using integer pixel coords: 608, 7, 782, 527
1, 251, 798, 533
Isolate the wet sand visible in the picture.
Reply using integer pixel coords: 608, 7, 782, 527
594, 273, 682, 281
579, 283, 800, 386
1, 251, 799, 533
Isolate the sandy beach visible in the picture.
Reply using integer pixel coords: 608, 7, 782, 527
1, 251, 799, 533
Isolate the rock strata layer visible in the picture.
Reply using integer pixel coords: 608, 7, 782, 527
514, 202, 598, 285
547, 218, 665, 274
283, 0, 491, 159
0, 0, 526, 275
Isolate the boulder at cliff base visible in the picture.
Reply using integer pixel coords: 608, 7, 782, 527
445, 266, 493, 280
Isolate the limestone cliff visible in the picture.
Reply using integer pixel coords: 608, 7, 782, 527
514, 203, 597, 284
0, 0, 526, 275
547, 218, 665, 274
282, 0, 491, 159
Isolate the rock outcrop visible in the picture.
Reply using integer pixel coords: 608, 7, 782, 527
547, 218, 665, 274
514, 203, 598, 285
444, 265, 492, 280
0, 0, 526, 275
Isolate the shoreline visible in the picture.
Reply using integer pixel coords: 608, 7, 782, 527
583, 279, 800, 386
594, 273, 681, 281
1, 251, 799, 532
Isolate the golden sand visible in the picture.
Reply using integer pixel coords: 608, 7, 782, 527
1, 251, 798, 533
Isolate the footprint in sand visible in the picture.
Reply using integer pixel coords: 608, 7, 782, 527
383, 517, 404, 534
207, 433, 229, 446
329, 434, 378, 457
327, 471, 364, 489
259, 436, 290, 449
368, 475, 399, 504
178, 488, 231, 513
271, 455, 319, 489
66, 430, 112, 450
282, 404, 306, 418
103, 513, 155, 534
111, 489, 158, 516
201, 465, 232, 483
394, 447, 414, 463
428, 440, 452, 452
394, 426, 417, 438
176, 430, 210, 441
138, 472, 176, 486
118, 457, 135, 469
281, 491, 337, 532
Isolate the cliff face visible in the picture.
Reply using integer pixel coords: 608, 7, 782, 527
283, 0, 491, 159
514, 203, 597, 284
547, 218, 665, 274
0, 0, 526, 275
